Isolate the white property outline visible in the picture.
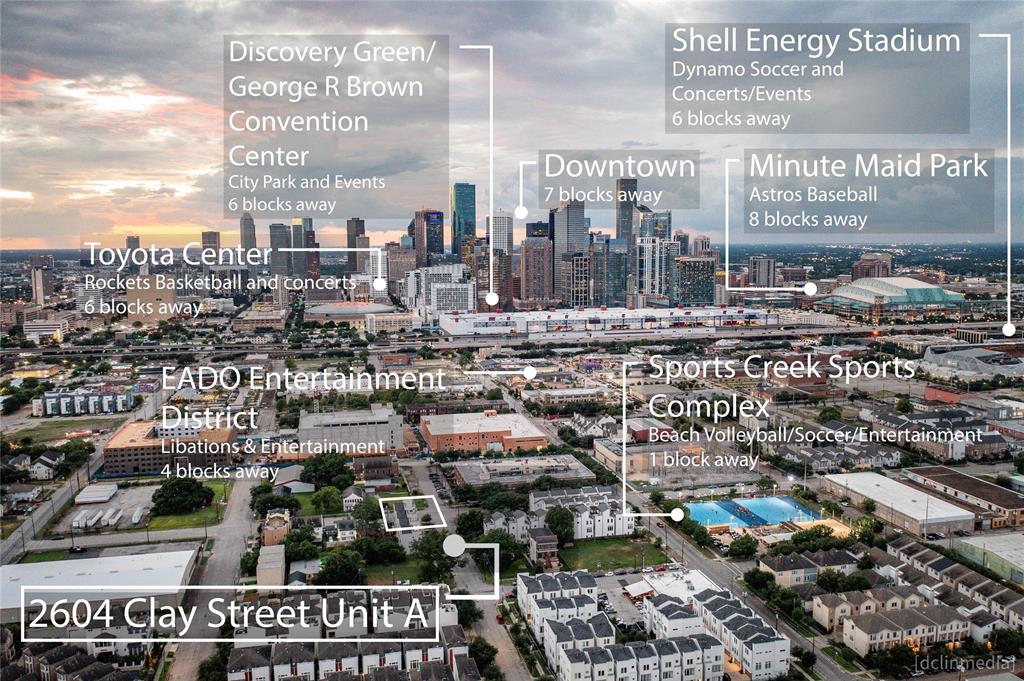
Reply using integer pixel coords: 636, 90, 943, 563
978, 32, 1014, 335
20, 584, 442, 644
379, 494, 448, 531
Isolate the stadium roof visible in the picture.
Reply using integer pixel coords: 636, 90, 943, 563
817, 277, 964, 308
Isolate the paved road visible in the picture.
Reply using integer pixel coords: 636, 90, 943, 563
164, 476, 259, 680
401, 460, 532, 681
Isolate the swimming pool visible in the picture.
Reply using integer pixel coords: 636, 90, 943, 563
685, 496, 821, 528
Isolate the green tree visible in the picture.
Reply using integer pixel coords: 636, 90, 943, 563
411, 530, 461, 584
284, 524, 320, 561
316, 549, 365, 586
817, 405, 842, 423
252, 491, 300, 516
469, 637, 498, 671
649, 490, 665, 507
473, 529, 521, 572
544, 506, 574, 548
861, 498, 877, 514
151, 477, 214, 516
451, 590, 483, 627
743, 567, 775, 593
301, 451, 356, 491
896, 397, 913, 413
311, 486, 343, 514
455, 509, 485, 539
727, 534, 758, 558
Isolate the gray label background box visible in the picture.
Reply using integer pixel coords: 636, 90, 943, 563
665, 23, 970, 134
742, 148, 995, 235
537, 150, 700, 210
223, 34, 449, 220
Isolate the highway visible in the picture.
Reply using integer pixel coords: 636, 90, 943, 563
1, 320, 1007, 359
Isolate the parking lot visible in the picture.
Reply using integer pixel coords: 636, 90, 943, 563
50, 484, 157, 536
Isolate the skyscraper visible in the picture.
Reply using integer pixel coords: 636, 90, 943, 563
637, 237, 681, 298
519, 236, 554, 306
526, 221, 550, 239
346, 218, 366, 273
560, 251, 590, 308
201, 230, 221, 250
748, 256, 777, 288
450, 183, 476, 259
239, 213, 257, 276
268, 223, 290, 277
670, 256, 716, 304
615, 178, 638, 242
291, 218, 312, 276
125, 235, 140, 251
305, 231, 320, 279
355, 235, 371, 273
690, 235, 711, 257
488, 210, 514, 255
853, 252, 893, 279
552, 200, 587, 302
634, 205, 671, 240
589, 235, 629, 307
414, 210, 444, 266
674, 231, 690, 257
31, 267, 53, 306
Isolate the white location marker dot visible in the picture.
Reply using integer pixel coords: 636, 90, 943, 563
670, 507, 685, 522
523, 366, 537, 380
443, 534, 467, 557
803, 282, 817, 296
373, 278, 387, 292
1003, 322, 1016, 337
485, 291, 499, 306
514, 206, 529, 220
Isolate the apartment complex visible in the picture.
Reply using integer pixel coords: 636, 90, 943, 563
101, 419, 234, 475
841, 605, 969, 657
690, 589, 790, 681
812, 586, 925, 631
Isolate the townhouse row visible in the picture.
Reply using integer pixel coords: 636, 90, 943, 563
226, 627, 475, 681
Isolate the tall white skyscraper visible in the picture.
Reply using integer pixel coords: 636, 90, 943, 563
488, 210, 514, 255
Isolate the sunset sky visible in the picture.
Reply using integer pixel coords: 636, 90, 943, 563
1, 0, 1021, 250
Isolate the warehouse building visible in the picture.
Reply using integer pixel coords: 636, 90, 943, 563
903, 466, 1024, 528
2, 549, 197, 625
822, 472, 975, 536
297, 405, 405, 456
421, 410, 549, 453
451, 454, 594, 489
954, 533, 1024, 586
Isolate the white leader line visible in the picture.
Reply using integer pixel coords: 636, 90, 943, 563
518, 159, 537, 212
979, 33, 1014, 335
723, 158, 808, 294
459, 44, 495, 300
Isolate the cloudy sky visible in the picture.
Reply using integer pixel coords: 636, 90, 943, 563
1, 0, 1021, 250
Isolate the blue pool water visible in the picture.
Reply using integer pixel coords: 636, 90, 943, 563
685, 495, 821, 528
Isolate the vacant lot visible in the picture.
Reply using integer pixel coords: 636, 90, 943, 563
364, 559, 422, 586
560, 537, 669, 572
9, 416, 125, 443
148, 480, 233, 531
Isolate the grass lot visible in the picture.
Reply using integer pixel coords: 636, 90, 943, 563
294, 492, 317, 516
21, 549, 68, 563
821, 646, 860, 673
559, 537, 669, 572
147, 480, 233, 531
365, 560, 422, 585
1, 517, 24, 539
9, 416, 125, 443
